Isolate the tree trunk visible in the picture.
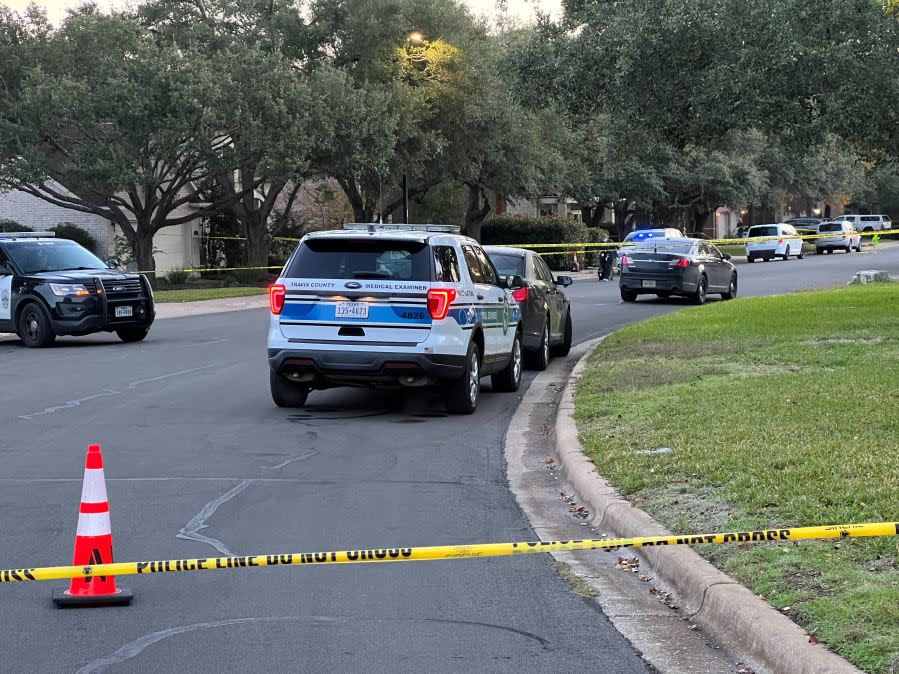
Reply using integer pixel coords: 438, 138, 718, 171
134, 225, 156, 280
239, 211, 269, 269
464, 184, 491, 242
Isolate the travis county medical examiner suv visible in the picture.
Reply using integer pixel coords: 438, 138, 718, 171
267, 224, 524, 414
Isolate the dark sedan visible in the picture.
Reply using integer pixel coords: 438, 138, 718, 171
484, 246, 573, 370
619, 238, 737, 304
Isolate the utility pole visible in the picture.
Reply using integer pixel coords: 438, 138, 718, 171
402, 173, 409, 224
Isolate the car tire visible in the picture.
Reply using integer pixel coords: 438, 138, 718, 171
856, 242, 863, 252
116, 327, 149, 343
444, 341, 480, 415
781, 251, 790, 260
692, 275, 708, 305
816, 248, 823, 255
721, 274, 737, 300
552, 311, 572, 358
747, 254, 754, 263
270, 370, 310, 408
621, 289, 638, 302
492, 331, 522, 393
529, 320, 551, 371
846, 245, 852, 253
797, 247, 804, 259
18, 302, 56, 348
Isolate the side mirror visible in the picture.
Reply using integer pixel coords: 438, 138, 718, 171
555, 275, 573, 287
106, 258, 120, 269
505, 275, 525, 289
722, 253, 732, 260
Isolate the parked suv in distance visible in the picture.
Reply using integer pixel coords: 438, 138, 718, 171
745, 223, 804, 262
267, 224, 523, 414
484, 246, 573, 370
832, 214, 892, 232
815, 222, 862, 254
0, 232, 154, 347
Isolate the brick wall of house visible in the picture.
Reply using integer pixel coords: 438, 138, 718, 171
0, 187, 112, 256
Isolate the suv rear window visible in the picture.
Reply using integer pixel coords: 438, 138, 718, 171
285, 239, 431, 281
748, 226, 778, 237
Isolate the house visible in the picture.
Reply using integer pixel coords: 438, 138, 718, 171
0, 182, 202, 274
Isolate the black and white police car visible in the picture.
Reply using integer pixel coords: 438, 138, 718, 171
0, 232, 154, 347
267, 224, 524, 414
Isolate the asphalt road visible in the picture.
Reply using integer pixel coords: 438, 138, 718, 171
1, 244, 897, 673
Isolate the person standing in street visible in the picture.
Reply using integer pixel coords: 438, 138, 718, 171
598, 239, 615, 281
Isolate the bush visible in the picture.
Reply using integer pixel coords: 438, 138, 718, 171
162, 269, 190, 286
52, 223, 100, 254
482, 215, 609, 270
0, 220, 31, 232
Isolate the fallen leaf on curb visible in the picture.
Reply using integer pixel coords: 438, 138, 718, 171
638, 574, 652, 582
809, 633, 820, 644
679, 613, 695, 622
781, 606, 792, 612
615, 556, 639, 571
757, 594, 765, 601
631, 497, 645, 508
543, 457, 556, 467
649, 586, 679, 609
737, 667, 757, 674
560, 492, 575, 503
568, 505, 589, 518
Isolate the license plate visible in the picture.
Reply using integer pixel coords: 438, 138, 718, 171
115, 306, 133, 318
335, 302, 369, 319
642, 280, 657, 288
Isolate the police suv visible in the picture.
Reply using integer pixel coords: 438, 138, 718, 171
267, 224, 523, 414
0, 232, 154, 347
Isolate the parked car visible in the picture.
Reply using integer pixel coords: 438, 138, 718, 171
832, 214, 892, 232
745, 223, 804, 262
785, 218, 823, 236
267, 224, 523, 414
0, 232, 154, 347
815, 221, 862, 254
484, 246, 573, 370
619, 237, 737, 305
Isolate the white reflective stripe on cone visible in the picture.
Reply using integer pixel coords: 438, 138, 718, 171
79, 468, 109, 504
76, 511, 112, 536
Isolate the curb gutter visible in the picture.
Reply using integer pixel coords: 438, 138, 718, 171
554, 337, 860, 674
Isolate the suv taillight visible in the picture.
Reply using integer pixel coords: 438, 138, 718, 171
269, 284, 286, 315
427, 288, 457, 320
512, 286, 529, 302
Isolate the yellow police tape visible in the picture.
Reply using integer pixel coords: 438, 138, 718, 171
0, 522, 895, 584
507, 227, 899, 250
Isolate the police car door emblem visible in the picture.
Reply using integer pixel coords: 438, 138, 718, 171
1, 290, 9, 310
344, 281, 362, 290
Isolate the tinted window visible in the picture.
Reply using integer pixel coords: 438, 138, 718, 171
473, 247, 500, 286
4, 240, 106, 274
633, 240, 694, 254
433, 246, 461, 283
487, 253, 525, 278
748, 226, 778, 237
0, 250, 13, 274
819, 223, 842, 232
285, 238, 430, 281
537, 257, 555, 283
462, 246, 486, 284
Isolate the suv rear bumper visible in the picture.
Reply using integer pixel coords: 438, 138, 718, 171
268, 348, 467, 384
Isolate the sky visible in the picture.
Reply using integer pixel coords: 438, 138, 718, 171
1, 0, 564, 25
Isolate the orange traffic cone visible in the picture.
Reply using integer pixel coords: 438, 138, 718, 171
52, 444, 132, 607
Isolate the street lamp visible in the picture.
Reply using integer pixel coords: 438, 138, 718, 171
408, 31, 424, 44
400, 31, 426, 224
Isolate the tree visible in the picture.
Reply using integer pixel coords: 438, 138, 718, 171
138, 0, 329, 268
0, 8, 255, 275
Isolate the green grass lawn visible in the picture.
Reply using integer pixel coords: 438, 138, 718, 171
153, 287, 268, 303
575, 283, 899, 673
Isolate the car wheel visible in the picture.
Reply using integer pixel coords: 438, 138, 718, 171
721, 274, 737, 300
116, 327, 149, 343
492, 331, 522, 393
620, 289, 638, 302
797, 247, 804, 259
747, 254, 754, 263
856, 242, 863, 252
816, 248, 823, 255
781, 251, 790, 260
444, 341, 480, 415
529, 320, 551, 371
269, 370, 309, 408
692, 275, 708, 305
18, 302, 56, 348
551, 311, 572, 358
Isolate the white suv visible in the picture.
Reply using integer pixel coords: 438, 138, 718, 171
267, 224, 523, 414
832, 214, 892, 232
745, 223, 804, 262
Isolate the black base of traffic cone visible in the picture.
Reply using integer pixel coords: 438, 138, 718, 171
52, 585, 133, 608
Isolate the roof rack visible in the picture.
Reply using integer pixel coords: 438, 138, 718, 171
0, 231, 56, 239
342, 223, 461, 234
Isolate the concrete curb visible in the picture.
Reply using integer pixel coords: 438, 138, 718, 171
554, 337, 861, 674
